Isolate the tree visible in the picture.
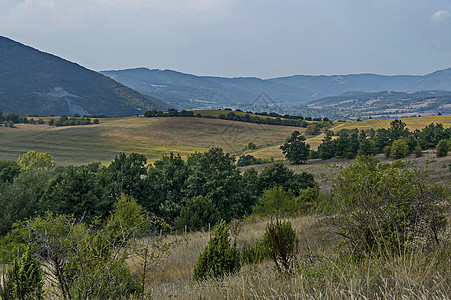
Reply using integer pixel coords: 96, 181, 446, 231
252, 186, 299, 217
257, 163, 316, 197
317, 135, 336, 159
436, 139, 449, 157
40, 164, 110, 222
192, 221, 241, 281
174, 196, 220, 232
391, 138, 409, 159
280, 131, 310, 164
17, 151, 55, 171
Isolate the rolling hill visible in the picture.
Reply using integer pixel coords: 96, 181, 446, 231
101, 67, 451, 112
0, 113, 449, 166
0, 36, 169, 117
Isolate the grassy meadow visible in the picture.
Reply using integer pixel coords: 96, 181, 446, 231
0, 114, 450, 165
134, 214, 450, 299
0, 116, 296, 165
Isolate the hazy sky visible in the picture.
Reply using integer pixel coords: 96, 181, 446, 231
1, 0, 451, 78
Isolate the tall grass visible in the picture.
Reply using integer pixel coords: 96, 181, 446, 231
137, 215, 450, 299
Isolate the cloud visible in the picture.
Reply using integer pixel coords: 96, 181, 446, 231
431, 10, 450, 22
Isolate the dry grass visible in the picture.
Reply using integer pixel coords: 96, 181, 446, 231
0, 117, 295, 165
335, 114, 451, 132
138, 214, 450, 299
1, 114, 449, 165
242, 150, 451, 193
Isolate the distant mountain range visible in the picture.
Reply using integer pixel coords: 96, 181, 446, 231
101, 68, 451, 114
0, 36, 168, 117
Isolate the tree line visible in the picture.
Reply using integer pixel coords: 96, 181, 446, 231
278, 120, 451, 164
0, 149, 318, 241
143, 108, 332, 129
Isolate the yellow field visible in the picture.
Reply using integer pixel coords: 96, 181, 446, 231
0, 116, 296, 165
0, 114, 449, 165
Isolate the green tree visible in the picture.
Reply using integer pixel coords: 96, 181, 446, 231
436, 139, 449, 157
317, 135, 336, 159
192, 221, 241, 281
391, 138, 409, 159
257, 163, 316, 197
358, 138, 377, 156
280, 131, 310, 164
17, 151, 55, 171
174, 196, 220, 232
252, 186, 300, 217
40, 164, 110, 222
185, 148, 253, 222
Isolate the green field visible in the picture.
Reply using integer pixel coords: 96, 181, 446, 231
1, 114, 449, 166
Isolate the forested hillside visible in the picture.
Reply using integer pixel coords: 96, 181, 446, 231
0, 36, 169, 116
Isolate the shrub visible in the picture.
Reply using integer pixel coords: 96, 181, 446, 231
252, 186, 297, 217
391, 138, 409, 159
436, 139, 449, 157
413, 144, 423, 157
192, 221, 241, 281
263, 218, 299, 274
241, 239, 269, 265
332, 156, 447, 258
0, 248, 44, 299
383, 146, 391, 158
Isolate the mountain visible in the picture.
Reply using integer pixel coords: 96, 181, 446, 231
101, 67, 451, 111
0, 36, 169, 116
101, 68, 314, 110
287, 90, 451, 120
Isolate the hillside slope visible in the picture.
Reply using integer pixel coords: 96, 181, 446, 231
0, 37, 169, 116
0, 114, 449, 166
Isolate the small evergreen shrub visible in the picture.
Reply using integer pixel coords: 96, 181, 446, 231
192, 221, 241, 281
241, 239, 269, 265
263, 218, 299, 274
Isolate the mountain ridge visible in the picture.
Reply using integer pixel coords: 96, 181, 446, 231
101, 67, 451, 111
0, 36, 169, 116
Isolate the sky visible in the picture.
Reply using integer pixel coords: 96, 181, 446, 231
1, 0, 451, 78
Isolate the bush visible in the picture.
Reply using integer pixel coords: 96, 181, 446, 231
263, 218, 299, 274
383, 145, 391, 158
391, 138, 409, 159
192, 221, 241, 281
413, 145, 423, 157
241, 239, 269, 265
436, 139, 449, 157
0, 248, 44, 299
252, 186, 298, 217
332, 156, 447, 258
